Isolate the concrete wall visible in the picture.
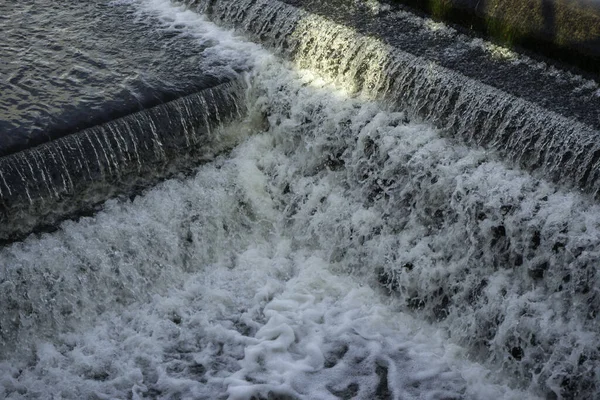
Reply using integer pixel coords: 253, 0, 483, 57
390, 0, 600, 74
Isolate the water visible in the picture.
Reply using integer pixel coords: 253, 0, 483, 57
1, 0, 599, 399
0, 79, 249, 243
0, 0, 258, 242
0, 0, 240, 156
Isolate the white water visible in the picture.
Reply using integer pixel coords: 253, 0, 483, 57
1, 1, 598, 399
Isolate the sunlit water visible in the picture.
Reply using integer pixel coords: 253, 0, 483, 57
1, 1, 598, 399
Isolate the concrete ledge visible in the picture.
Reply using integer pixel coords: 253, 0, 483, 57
186, 0, 600, 199
0, 77, 248, 244
389, 0, 600, 74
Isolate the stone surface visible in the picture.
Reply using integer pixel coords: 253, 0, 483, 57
388, 0, 600, 74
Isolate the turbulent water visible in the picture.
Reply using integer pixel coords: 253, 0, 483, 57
1, 0, 599, 399
185, 0, 600, 198
0, 79, 248, 243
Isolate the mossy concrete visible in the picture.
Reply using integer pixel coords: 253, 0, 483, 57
391, 0, 600, 74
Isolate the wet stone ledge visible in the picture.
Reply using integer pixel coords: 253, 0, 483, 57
280, 0, 600, 131
387, 0, 600, 76
0, 78, 248, 244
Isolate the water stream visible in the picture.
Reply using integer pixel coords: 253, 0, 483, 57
0, 0, 598, 399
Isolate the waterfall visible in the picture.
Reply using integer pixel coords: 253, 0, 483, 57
183, 0, 600, 199
0, 77, 249, 244
2, 1, 600, 398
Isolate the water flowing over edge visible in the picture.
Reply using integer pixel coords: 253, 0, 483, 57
184, 0, 600, 200
0, 77, 249, 244
0, 0, 599, 399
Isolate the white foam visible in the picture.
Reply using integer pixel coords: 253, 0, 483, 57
1, 0, 595, 398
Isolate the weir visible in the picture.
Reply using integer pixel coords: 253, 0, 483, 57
162, 1, 600, 397
1, 1, 600, 398
0, 75, 228, 159
0, 0, 235, 159
183, 0, 600, 199
0, 77, 248, 244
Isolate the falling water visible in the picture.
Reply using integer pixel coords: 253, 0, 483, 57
185, 0, 600, 199
1, 0, 599, 399
0, 78, 248, 243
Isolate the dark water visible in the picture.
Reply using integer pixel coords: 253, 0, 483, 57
0, 0, 239, 157
0, 0, 253, 242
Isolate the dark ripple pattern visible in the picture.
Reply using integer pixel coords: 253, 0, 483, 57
0, 0, 235, 157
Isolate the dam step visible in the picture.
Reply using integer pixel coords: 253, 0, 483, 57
0, 77, 249, 244
184, 0, 600, 199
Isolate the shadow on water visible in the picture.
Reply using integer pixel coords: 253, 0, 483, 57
0, 77, 250, 246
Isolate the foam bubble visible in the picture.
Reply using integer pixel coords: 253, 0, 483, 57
1, 1, 595, 398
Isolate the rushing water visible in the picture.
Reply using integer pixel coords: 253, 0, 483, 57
1, 0, 599, 399
0, 0, 255, 242
186, 0, 600, 199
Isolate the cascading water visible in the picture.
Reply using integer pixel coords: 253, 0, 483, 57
1, 0, 599, 399
186, 0, 600, 199
0, 0, 238, 156
0, 78, 248, 243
